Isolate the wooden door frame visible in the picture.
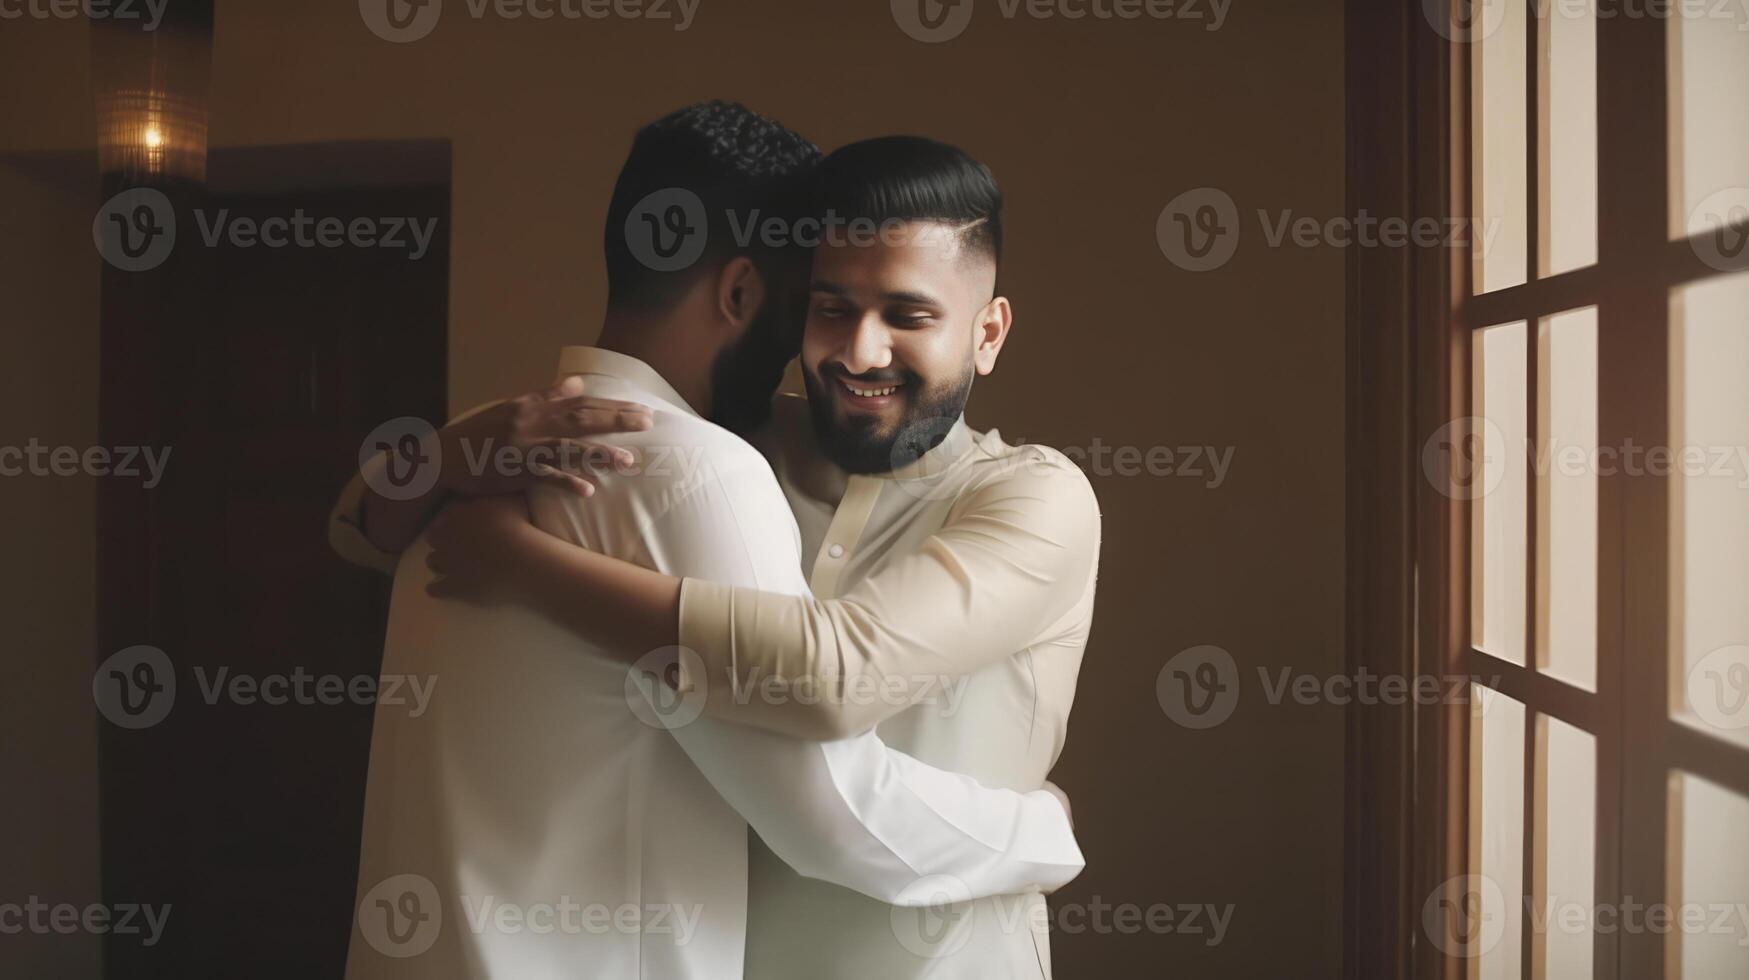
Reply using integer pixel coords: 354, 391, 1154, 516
1344, 2, 1466, 978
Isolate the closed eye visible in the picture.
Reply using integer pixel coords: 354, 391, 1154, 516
888, 309, 936, 327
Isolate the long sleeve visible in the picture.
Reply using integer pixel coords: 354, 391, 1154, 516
632, 672, 1083, 904
613, 462, 1086, 903
678, 451, 1102, 739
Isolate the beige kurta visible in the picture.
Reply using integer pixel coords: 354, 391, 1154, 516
680, 395, 1102, 980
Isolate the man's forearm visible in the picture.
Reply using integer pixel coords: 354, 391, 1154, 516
502, 520, 682, 659
359, 483, 449, 555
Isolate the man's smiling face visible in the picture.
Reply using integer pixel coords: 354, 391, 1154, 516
800, 221, 1001, 473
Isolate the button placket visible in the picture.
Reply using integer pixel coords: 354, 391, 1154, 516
807, 477, 881, 598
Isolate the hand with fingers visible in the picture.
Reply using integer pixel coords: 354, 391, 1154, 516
423, 493, 539, 605
437, 375, 653, 498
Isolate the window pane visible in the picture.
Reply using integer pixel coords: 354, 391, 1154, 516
1474, 0, 1529, 293
1536, 309, 1597, 690
1534, 716, 1595, 978
1669, 11, 1749, 245
1472, 685, 1526, 979
1671, 274, 1749, 745
1474, 321, 1529, 665
1539, 0, 1598, 275
1670, 774, 1749, 978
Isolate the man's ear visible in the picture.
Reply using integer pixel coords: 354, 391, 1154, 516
972, 296, 1013, 376
715, 256, 767, 331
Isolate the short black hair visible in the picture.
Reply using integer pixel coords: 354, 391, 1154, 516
808, 135, 1003, 268
604, 101, 821, 312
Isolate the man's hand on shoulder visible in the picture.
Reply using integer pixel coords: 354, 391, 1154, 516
354, 376, 653, 556
436, 376, 652, 498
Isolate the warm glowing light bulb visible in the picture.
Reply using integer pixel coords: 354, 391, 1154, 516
144, 127, 164, 148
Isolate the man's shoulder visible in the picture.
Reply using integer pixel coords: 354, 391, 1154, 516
968, 430, 1096, 495
609, 406, 780, 497
950, 429, 1102, 533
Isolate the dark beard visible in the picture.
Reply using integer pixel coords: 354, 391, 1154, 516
709, 305, 797, 437
802, 362, 974, 474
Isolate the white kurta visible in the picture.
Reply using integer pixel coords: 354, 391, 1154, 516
333, 348, 1084, 980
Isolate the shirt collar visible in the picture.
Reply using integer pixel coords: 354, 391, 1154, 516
556, 346, 700, 418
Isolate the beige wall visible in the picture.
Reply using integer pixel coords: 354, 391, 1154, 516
2, 1, 1345, 974
0, 151, 103, 977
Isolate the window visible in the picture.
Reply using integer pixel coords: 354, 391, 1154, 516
1443, 3, 1749, 977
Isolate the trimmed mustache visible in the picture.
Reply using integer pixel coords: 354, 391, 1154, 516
822, 364, 916, 387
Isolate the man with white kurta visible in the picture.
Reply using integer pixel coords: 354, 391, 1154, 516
331, 105, 1085, 980
424, 136, 1102, 979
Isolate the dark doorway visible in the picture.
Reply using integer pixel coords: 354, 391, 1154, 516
96, 140, 450, 979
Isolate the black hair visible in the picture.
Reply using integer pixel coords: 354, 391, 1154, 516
604, 100, 821, 313
808, 135, 1003, 268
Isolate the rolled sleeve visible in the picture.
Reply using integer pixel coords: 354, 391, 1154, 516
681, 455, 1102, 739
